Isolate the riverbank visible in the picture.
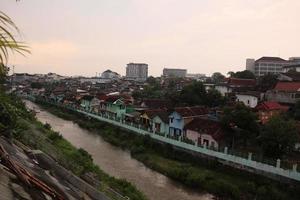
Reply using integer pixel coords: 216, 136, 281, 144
14, 117, 147, 200
0, 92, 148, 199
0, 95, 147, 200
35, 100, 300, 200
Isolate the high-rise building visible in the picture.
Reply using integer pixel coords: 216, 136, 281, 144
245, 57, 292, 76
126, 63, 148, 81
246, 58, 255, 73
101, 69, 120, 80
162, 68, 187, 78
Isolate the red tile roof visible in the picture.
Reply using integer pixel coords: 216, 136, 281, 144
184, 118, 224, 141
174, 106, 208, 117
141, 99, 172, 109
143, 109, 168, 119
255, 101, 289, 111
105, 95, 121, 103
256, 57, 287, 62
98, 94, 109, 101
227, 78, 256, 87
274, 82, 300, 92
154, 112, 170, 123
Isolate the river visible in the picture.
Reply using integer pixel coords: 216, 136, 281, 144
25, 100, 213, 200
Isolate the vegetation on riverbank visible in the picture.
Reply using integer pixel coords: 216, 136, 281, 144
36, 100, 300, 200
0, 93, 146, 200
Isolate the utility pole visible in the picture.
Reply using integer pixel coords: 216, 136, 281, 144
13, 65, 15, 90
10, 65, 15, 92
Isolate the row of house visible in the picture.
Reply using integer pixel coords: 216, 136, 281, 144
41, 90, 226, 148
77, 93, 289, 147
214, 74, 300, 108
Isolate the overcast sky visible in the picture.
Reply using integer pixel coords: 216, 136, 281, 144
2, 0, 300, 77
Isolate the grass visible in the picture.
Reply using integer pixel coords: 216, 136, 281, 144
13, 117, 147, 200
35, 100, 300, 200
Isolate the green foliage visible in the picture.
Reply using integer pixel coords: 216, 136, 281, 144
221, 103, 259, 144
206, 88, 227, 107
179, 81, 226, 107
211, 72, 225, 83
288, 100, 300, 120
229, 70, 255, 79
31, 82, 43, 89
132, 77, 163, 100
257, 74, 278, 92
0, 65, 9, 84
43, 122, 52, 130
0, 11, 30, 65
146, 76, 159, 86
0, 97, 17, 133
260, 116, 299, 158
0, 91, 33, 137
48, 131, 63, 141
179, 81, 206, 105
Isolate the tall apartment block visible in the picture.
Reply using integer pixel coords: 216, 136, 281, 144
126, 63, 148, 81
246, 56, 300, 76
162, 68, 187, 78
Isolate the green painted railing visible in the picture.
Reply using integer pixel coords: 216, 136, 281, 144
26, 95, 300, 182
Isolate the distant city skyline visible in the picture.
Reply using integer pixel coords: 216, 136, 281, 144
3, 0, 300, 77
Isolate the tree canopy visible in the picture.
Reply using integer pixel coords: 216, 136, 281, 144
259, 116, 299, 158
228, 70, 255, 79
211, 72, 225, 83
256, 74, 278, 92
179, 81, 226, 107
289, 100, 300, 120
0, 11, 29, 66
0, 10, 30, 137
221, 103, 259, 146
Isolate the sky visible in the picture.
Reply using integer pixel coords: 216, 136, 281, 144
2, 0, 300, 77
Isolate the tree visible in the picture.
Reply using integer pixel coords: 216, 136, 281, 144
259, 116, 299, 158
179, 81, 206, 106
211, 72, 225, 83
178, 81, 226, 107
146, 76, 158, 86
0, 11, 29, 71
205, 89, 226, 107
31, 82, 43, 89
257, 74, 278, 92
290, 100, 300, 120
227, 71, 235, 77
221, 103, 259, 147
231, 70, 255, 79
0, 98, 17, 136
0, 10, 29, 138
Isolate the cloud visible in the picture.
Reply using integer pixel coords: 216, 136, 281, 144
10, 40, 79, 75
30, 40, 78, 58
4, 0, 300, 76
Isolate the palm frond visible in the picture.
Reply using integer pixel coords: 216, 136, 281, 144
0, 11, 30, 66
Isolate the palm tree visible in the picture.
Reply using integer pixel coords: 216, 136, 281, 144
0, 11, 29, 76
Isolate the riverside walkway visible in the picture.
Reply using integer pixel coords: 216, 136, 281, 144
29, 96, 300, 183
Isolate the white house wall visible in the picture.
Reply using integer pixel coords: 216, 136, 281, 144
236, 95, 258, 108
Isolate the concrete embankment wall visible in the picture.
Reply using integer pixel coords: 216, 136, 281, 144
27, 97, 300, 184
75, 107, 300, 184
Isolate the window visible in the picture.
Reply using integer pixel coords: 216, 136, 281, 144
170, 117, 173, 123
247, 100, 250, 105
203, 139, 209, 146
291, 93, 296, 99
211, 141, 215, 148
155, 123, 161, 132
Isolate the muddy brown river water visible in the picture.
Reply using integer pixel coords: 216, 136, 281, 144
25, 100, 213, 200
